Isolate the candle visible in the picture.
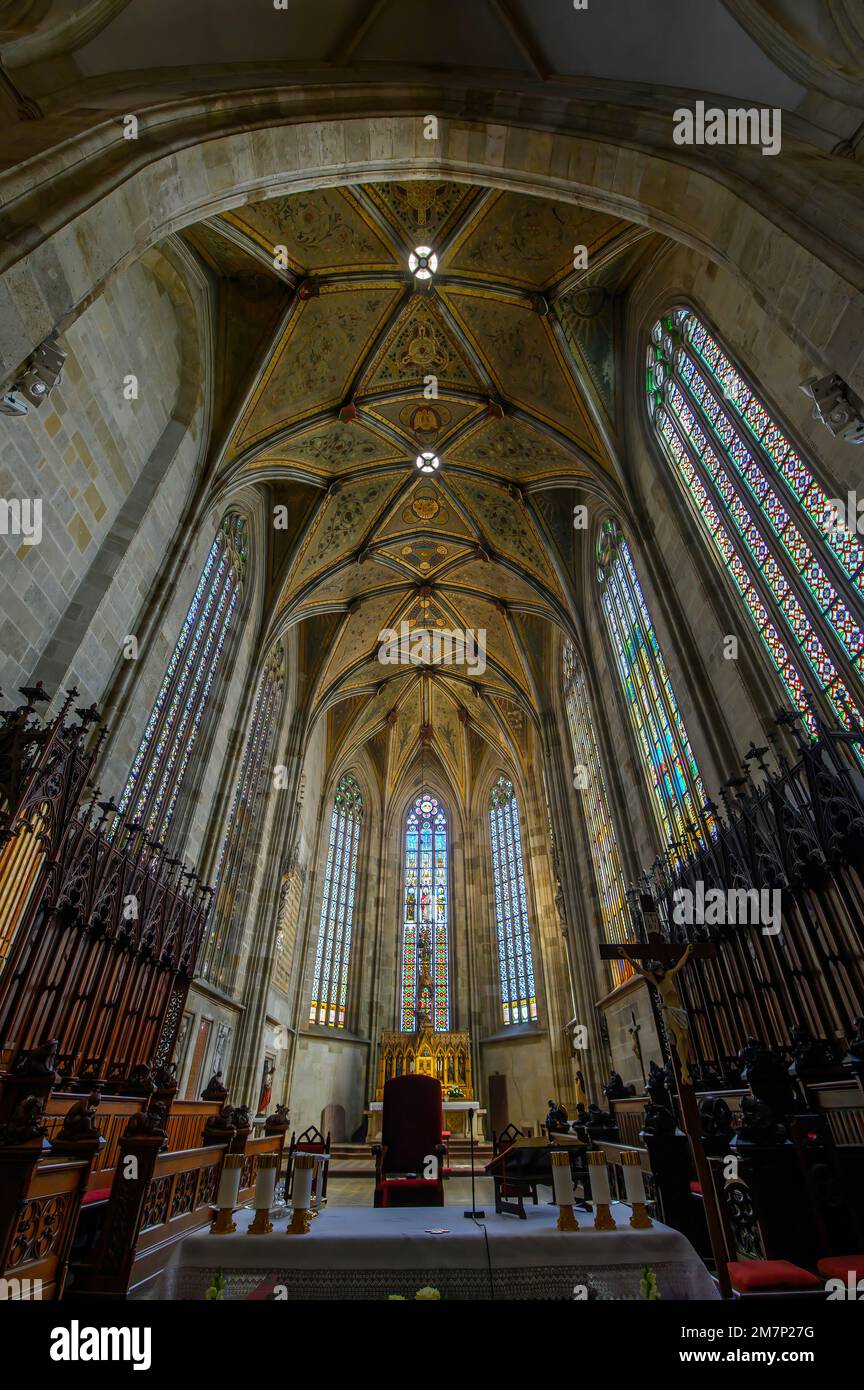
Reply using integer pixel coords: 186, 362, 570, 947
587, 1149, 616, 1230
551, 1150, 579, 1232
287, 1153, 314, 1234
621, 1150, 645, 1203
249, 1152, 279, 1234
621, 1149, 652, 1228
210, 1152, 244, 1235
551, 1150, 575, 1207
586, 1150, 610, 1204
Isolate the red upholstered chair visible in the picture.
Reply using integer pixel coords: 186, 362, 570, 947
727, 1260, 823, 1297
373, 1074, 446, 1208
817, 1254, 864, 1282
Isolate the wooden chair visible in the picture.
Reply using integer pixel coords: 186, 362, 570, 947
491, 1124, 537, 1217
373, 1074, 445, 1208
285, 1126, 331, 1203
0, 1153, 91, 1300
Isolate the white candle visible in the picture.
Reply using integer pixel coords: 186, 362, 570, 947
292, 1156, 314, 1210
254, 1157, 278, 1210
587, 1155, 611, 1205
551, 1153, 574, 1207
215, 1155, 243, 1210
622, 1155, 646, 1205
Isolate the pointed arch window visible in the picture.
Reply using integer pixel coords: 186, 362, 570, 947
115, 514, 247, 844
199, 645, 284, 991
400, 794, 449, 1031
562, 642, 632, 988
647, 308, 864, 741
597, 519, 707, 851
489, 774, 537, 1025
309, 774, 363, 1028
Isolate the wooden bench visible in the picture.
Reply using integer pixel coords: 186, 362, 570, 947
0, 1154, 91, 1300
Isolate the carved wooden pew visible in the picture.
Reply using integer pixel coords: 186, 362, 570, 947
0, 1154, 91, 1300
69, 1121, 285, 1298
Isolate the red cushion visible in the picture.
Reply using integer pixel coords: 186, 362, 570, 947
728, 1260, 822, 1292
377, 1178, 443, 1209
82, 1188, 111, 1206
689, 1181, 702, 1195
817, 1255, 864, 1281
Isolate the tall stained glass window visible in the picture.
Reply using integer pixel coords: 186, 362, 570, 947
562, 641, 632, 988
309, 774, 363, 1027
400, 794, 449, 1031
115, 514, 247, 844
647, 308, 864, 740
598, 518, 707, 851
489, 774, 537, 1024
199, 645, 284, 991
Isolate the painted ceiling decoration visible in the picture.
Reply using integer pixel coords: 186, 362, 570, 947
183, 177, 654, 785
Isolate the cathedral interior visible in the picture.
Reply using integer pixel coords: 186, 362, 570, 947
1, 0, 864, 1322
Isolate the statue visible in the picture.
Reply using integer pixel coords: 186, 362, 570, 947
642, 1100, 677, 1138
201, 1070, 228, 1102
786, 1023, 841, 1078
126, 1062, 155, 1096
152, 1062, 178, 1099
258, 1058, 275, 1115
620, 936, 696, 1083
545, 1098, 569, 1134
843, 1017, 864, 1068
603, 1069, 635, 1101
125, 1100, 168, 1149
13, 1038, 60, 1083
53, 1089, 104, 1153
0, 1095, 48, 1147
699, 1095, 734, 1142
231, 1104, 251, 1133
265, 1102, 290, 1135
203, 1103, 236, 1146
645, 1059, 670, 1106
738, 1037, 798, 1119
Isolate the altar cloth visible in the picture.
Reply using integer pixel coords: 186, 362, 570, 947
158, 1203, 718, 1300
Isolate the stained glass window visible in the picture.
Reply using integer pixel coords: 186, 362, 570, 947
597, 518, 707, 852
647, 308, 864, 742
400, 794, 449, 1031
562, 641, 632, 988
115, 514, 247, 844
199, 645, 284, 992
309, 773, 363, 1027
488, 774, 537, 1024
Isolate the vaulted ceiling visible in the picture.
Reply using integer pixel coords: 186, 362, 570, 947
182, 180, 661, 796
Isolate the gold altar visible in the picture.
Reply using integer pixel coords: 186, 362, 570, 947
375, 1028, 473, 1102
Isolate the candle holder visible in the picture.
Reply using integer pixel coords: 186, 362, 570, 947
621, 1149, 653, 1229
249, 1152, 280, 1235
286, 1152, 314, 1235
210, 1152, 244, 1235
587, 1150, 617, 1231
551, 1150, 579, 1232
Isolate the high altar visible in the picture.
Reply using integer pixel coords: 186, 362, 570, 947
368, 1029, 484, 1138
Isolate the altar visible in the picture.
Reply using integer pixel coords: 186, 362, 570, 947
365, 1099, 486, 1140
159, 1203, 719, 1301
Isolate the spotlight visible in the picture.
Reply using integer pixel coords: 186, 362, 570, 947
415, 451, 441, 474
408, 245, 438, 281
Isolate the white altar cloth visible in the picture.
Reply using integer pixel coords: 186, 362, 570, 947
159, 1203, 718, 1301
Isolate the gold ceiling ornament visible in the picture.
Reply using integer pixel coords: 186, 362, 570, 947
400, 319, 448, 372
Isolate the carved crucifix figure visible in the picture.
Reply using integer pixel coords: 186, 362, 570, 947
620, 937, 696, 1083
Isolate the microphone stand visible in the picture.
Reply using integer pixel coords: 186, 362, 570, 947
463, 1107, 485, 1219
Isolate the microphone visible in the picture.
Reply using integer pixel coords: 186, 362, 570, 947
463, 1106, 485, 1219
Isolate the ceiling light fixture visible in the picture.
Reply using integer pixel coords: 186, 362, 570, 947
415, 451, 441, 474
408, 245, 438, 281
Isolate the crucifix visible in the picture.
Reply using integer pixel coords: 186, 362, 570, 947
600, 898, 731, 1299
